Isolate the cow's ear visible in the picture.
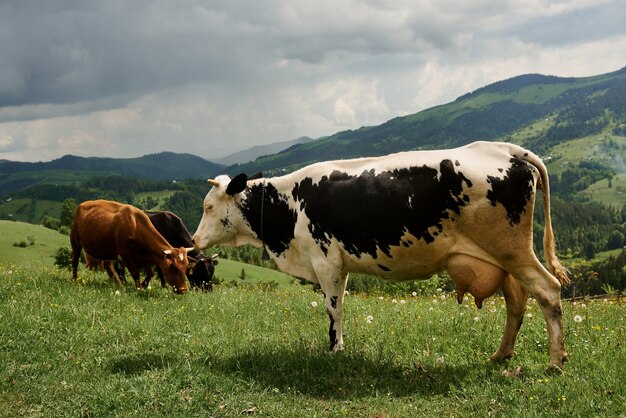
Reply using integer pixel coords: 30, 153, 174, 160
225, 173, 248, 195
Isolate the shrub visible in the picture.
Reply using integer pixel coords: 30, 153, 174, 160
42, 216, 60, 230
54, 247, 73, 270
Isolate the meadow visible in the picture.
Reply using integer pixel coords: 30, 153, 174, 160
1, 263, 624, 417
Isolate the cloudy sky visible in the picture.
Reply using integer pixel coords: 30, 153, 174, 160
1, 0, 625, 162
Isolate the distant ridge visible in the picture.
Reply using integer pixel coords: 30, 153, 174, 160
214, 136, 316, 165
228, 66, 626, 176
0, 152, 226, 195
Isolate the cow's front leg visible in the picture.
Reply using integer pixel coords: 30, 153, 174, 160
123, 260, 143, 289
317, 267, 349, 352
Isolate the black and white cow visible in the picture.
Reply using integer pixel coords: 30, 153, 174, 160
192, 141, 569, 369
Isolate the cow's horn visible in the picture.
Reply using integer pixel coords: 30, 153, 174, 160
207, 179, 220, 187
162, 249, 172, 255
184, 247, 194, 253
211, 253, 219, 260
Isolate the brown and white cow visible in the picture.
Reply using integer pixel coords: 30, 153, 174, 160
70, 199, 192, 294
192, 141, 569, 369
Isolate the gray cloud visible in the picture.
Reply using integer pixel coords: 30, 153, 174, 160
1, 0, 625, 162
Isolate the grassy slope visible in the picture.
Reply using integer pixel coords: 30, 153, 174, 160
0, 264, 624, 417
0, 198, 62, 223
214, 258, 296, 288
0, 220, 69, 266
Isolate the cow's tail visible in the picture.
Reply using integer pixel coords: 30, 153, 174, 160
523, 150, 570, 286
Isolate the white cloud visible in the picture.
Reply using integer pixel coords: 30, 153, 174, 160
0, 0, 624, 162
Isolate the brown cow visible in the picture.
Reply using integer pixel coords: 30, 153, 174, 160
70, 199, 192, 294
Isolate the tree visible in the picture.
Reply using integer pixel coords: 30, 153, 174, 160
59, 198, 77, 228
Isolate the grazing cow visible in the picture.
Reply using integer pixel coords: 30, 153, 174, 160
142, 211, 218, 291
192, 141, 570, 370
70, 199, 192, 294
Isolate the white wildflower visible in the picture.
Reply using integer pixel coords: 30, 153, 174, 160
310, 301, 318, 308
412, 291, 417, 297
573, 315, 583, 323
400, 299, 406, 304
473, 316, 480, 322
366, 315, 373, 324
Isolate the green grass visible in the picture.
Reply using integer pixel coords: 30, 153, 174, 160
0, 220, 69, 266
135, 190, 177, 210
213, 258, 297, 288
0, 198, 62, 223
545, 135, 626, 176
1, 263, 624, 417
581, 173, 626, 209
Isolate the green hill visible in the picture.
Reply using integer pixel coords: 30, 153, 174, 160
0, 220, 69, 266
0, 152, 225, 196
228, 67, 626, 208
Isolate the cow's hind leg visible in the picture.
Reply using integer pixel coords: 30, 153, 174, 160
71, 247, 81, 280
314, 260, 349, 352
70, 233, 81, 280
491, 275, 529, 362
509, 261, 567, 370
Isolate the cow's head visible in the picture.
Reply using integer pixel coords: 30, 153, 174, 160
162, 247, 193, 294
188, 253, 218, 291
192, 174, 252, 249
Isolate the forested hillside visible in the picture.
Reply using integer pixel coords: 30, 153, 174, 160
0, 152, 225, 195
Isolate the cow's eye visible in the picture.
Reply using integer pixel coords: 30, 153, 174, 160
205, 204, 213, 211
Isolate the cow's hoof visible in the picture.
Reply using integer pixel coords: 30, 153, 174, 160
489, 352, 513, 363
328, 343, 344, 353
544, 364, 563, 376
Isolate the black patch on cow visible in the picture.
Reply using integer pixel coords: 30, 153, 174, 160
220, 217, 232, 229
330, 295, 338, 309
226, 173, 248, 195
291, 159, 473, 258
378, 264, 391, 272
328, 313, 337, 351
238, 182, 297, 255
486, 157, 535, 226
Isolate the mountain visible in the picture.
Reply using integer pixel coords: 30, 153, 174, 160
0, 152, 225, 196
213, 136, 317, 165
227, 67, 626, 179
